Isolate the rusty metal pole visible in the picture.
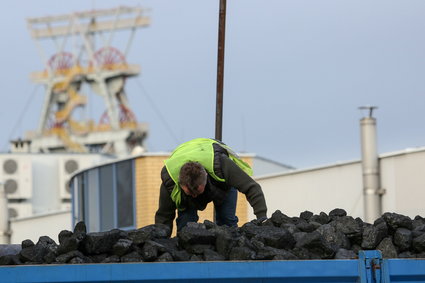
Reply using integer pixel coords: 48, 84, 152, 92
215, 0, 227, 141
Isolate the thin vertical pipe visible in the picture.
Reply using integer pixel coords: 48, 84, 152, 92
215, 0, 227, 141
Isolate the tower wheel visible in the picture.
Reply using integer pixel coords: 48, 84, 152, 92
47, 52, 75, 75
94, 47, 126, 70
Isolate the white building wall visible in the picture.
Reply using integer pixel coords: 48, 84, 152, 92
10, 211, 72, 244
32, 156, 61, 214
255, 148, 425, 223
380, 149, 425, 217
254, 162, 363, 221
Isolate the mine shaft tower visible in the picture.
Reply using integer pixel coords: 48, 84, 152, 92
25, 6, 149, 156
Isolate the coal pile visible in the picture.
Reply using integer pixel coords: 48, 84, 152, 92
2, 209, 425, 265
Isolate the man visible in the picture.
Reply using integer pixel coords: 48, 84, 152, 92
155, 138, 267, 231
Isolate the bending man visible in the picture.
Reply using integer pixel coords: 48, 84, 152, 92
155, 138, 267, 231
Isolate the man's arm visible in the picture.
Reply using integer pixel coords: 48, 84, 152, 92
220, 155, 267, 219
155, 183, 176, 230
155, 167, 177, 230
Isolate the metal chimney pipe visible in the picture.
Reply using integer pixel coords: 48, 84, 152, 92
0, 182, 11, 244
359, 106, 381, 223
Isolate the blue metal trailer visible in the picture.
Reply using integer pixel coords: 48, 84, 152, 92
1, 251, 424, 283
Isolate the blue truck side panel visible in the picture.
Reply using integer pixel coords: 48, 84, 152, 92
386, 259, 425, 283
0, 251, 424, 283
0, 260, 360, 283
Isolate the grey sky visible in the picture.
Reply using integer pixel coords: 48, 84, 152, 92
1, 1, 424, 168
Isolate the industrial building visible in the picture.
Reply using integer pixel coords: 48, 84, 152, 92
256, 146, 425, 221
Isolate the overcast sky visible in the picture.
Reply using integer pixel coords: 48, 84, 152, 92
1, 1, 424, 168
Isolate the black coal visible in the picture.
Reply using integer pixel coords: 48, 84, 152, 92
1, 209, 425, 265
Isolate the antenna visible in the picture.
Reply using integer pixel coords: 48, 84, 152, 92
358, 105, 378, 118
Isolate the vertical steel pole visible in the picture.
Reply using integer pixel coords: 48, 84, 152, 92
359, 106, 381, 224
215, 0, 227, 141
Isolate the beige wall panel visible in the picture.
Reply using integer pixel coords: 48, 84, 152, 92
135, 156, 168, 228
197, 203, 214, 224
236, 191, 248, 224
237, 156, 251, 224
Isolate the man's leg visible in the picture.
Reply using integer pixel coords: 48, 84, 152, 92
215, 187, 239, 227
176, 207, 199, 231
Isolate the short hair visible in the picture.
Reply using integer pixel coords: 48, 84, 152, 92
179, 162, 207, 194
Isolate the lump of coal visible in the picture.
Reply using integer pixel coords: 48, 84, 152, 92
81, 229, 125, 255
128, 224, 171, 245
295, 231, 336, 259
382, 212, 413, 231
377, 237, 398, 258
178, 225, 216, 247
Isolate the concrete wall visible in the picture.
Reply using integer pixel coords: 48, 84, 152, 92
10, 210, 71, 244
255, 148, 425, 222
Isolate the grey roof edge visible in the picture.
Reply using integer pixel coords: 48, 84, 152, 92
10, 209, 71, 222
254, 145, 425, 180
252, 155, 296, 170
70, 151, 257, 178
254, 159, 359, 180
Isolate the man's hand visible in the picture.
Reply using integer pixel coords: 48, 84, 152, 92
251, 216, 268, 225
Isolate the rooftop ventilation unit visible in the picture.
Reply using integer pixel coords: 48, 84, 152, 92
0, 156, 33, 200
7, 202, 33, 219
59, 156, 93, 199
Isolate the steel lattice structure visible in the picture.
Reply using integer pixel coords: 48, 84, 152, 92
26, 6, 150, 156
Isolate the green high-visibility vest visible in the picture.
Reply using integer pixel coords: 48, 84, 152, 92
165, 138, 253, 210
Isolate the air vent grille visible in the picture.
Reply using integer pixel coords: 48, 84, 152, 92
3, 159, 18, 174
8, 208, 18, 218
65, 160, 79, 174
4, 179, 18, 194
65, 180, 71, 193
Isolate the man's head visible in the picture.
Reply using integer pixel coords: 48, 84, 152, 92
179, 162, 207, 198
